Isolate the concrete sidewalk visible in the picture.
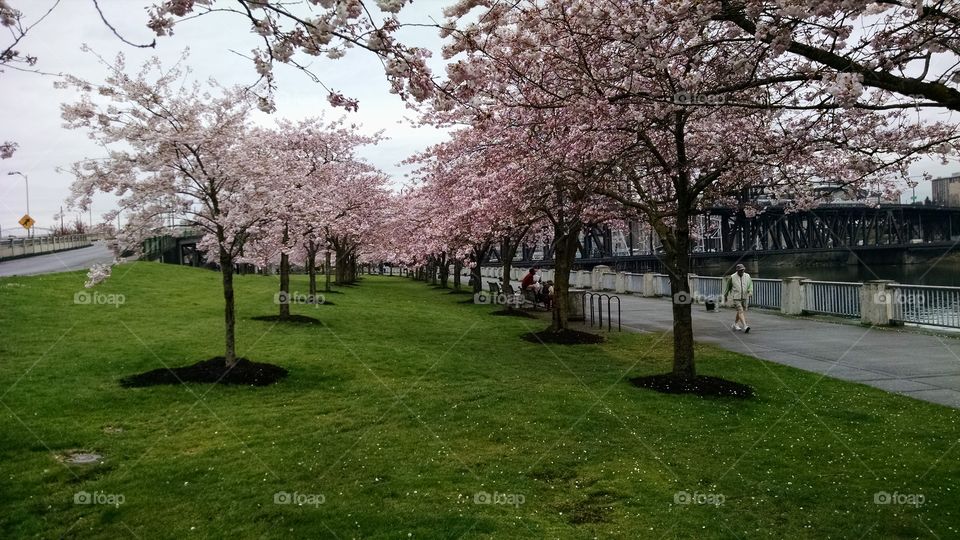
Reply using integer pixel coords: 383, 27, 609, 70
480, 276, 960, 409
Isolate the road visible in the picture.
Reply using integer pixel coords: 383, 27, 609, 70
0, 242, 115, 277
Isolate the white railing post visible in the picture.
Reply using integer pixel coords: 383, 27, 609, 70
861, 280, 896, 326
642, 272, 656, 297
615, 271, 626, 293
781, 277, 807, 315
592, 265, 610, 290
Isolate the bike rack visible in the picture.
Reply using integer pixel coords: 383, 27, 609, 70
582, 292, 621, 332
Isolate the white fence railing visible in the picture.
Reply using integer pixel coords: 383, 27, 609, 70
752, 278, 782, 310
691, 275, 723, 301
470, 265, 960, 328
890, 284, 960, 328
804, 280, 863, 318
624, 273, 644, 294
654, 274, 671, 296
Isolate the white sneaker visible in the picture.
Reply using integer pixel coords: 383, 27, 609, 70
732, 324, 742, 331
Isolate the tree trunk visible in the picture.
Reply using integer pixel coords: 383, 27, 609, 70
307, 247, 317, 298
500, 237, 519, 289
335, 248, 346, 285
219, 248, 237, 367
470, 243, 490, 294
278, 252, 290, 321
550, 224, 581, 332
278, 224, 290, 321
453, 259, 462, 290
666, 224, 695, 379
324, 251, 332, 292
438, 253, 450, 288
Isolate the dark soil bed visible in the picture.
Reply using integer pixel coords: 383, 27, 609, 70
492, 309, 538, 319
251, 314, 323, 324
629, 374, 754, 398
521, 328, 605, 345
120, 357, 288, 387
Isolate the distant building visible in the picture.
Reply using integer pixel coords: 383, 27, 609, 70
932, 174, 960, 207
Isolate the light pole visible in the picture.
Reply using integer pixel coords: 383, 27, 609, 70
7, 171, 30, 237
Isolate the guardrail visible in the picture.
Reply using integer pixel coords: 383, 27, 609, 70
0, 234, 95, 261
890, 284, 960, 328
803, 280, 862, 318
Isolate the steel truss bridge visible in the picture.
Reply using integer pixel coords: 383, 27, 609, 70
487, 204, 960, 272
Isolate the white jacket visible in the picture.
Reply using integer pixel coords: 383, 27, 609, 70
725, 272, 753, 301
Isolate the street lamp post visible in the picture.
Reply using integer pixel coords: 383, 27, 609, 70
7, 171, 30, 237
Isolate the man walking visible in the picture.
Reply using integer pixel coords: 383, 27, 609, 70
724, 263, 753, 333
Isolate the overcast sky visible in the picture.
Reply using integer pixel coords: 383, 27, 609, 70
1, 1, 958, 235
0, 0, 450, 235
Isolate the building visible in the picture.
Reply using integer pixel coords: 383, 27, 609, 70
932, 174, 960, 207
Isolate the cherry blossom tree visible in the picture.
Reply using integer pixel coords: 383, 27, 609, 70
61, 52, 270, 367
242, 118, 384, 320
0, 0, 63, 158
705, 1, 960, 111
146, 0, 436, 112
432, 0, 959, 375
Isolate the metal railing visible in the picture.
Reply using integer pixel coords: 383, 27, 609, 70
654, 274, 671, 296
624, 272, 644, 294
890, 284, 960, 328
691, 275, 723, 301
803, 280, 862, 318
752, 278, 782, 310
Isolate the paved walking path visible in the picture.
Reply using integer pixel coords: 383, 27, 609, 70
481, 276, 960, 409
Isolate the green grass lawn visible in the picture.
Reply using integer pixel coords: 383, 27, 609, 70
2, 262, 960, 538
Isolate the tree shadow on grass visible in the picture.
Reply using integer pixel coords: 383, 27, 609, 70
251, 314, 323, 324
120, 357, 288, 387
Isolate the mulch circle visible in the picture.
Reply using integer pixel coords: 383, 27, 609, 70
120, 357, 288, 388
629, 374, 754, 398
251, 314, 323, 324
521, 328, 605, 345
492, 309, 538, 319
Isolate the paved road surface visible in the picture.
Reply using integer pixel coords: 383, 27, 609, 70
482, 276, 960, 409
0, 242, 115, 277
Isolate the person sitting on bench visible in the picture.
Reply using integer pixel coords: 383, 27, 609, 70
520, 267, 539, 292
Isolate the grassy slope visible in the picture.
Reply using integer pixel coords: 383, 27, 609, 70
0, 261, 959, 539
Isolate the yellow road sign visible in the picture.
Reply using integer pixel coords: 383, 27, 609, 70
18, 214, 34, 229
